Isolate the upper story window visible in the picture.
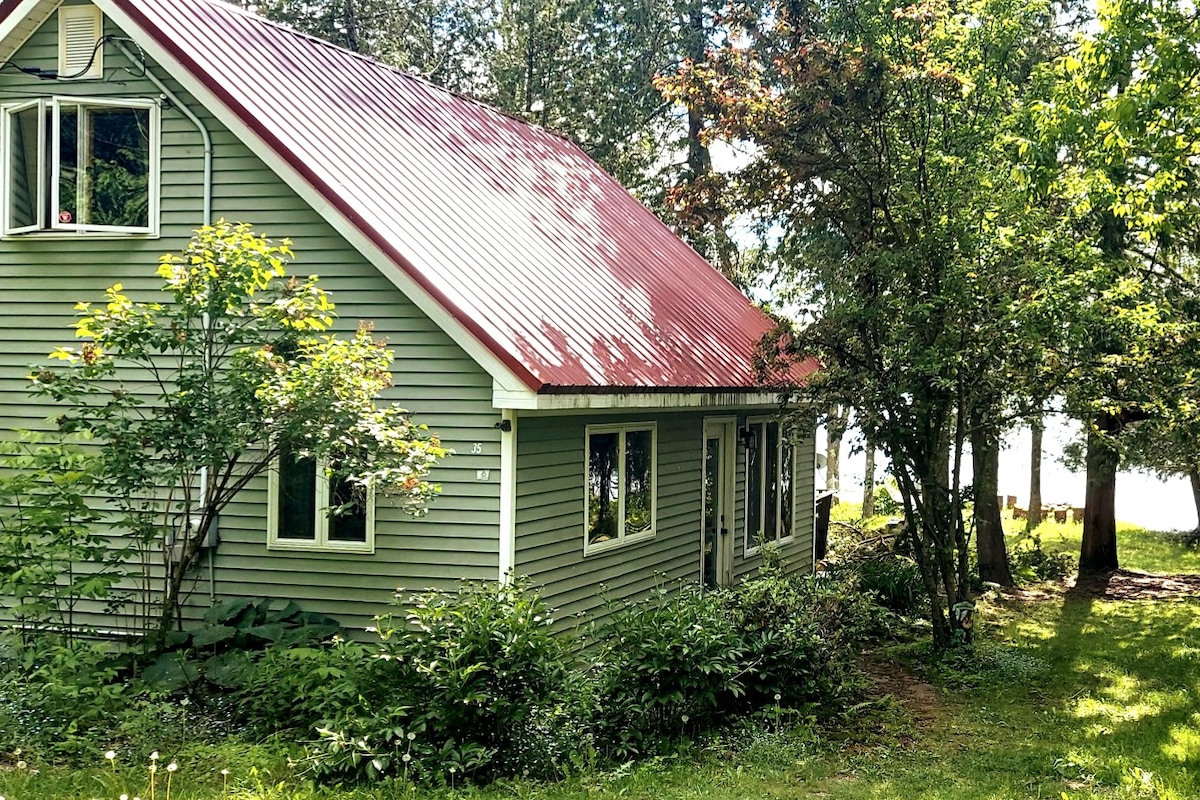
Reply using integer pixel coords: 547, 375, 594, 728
2, 97, 159, 236
744, 419, 795, 555
585, 422, 657, 555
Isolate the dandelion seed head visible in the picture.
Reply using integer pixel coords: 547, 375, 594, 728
149, 751, 159, 761
121, 794, 129, 800
105, 749, 117, 760
167, 762, 178, 772
221, 768, 230, 776
401, 754, 411, 763
16, 761, 26, 770
406, 731, 416, 741
774, 693, 782, 702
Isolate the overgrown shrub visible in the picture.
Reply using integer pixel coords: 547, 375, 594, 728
587, 584, 748, 758
0, 435, 126, 637
726, 560, 873, 711
306, 579, 575, 784
0, 635, 127, 758
1011, 534, 1076, 582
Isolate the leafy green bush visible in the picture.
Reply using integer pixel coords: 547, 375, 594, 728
1011, 534, 1076, 582
587, 584, 748, 758
0, 635, 127, 758
727, 563, 873, 711
306, 579, 574, 784
0, 435, 126, 637
854, 555, 925, 613
116, 597, 343, 699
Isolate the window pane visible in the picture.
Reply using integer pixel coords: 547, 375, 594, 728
278, 446, 316, 540
588, 431, 619, 545
57, 105, 78, 224
764, 422, 779, 543
7, 105, 41, 230
746, 423, 763, 549
624, 429, 653, 536
328, 474, 367, 543
60, 104, 150, 228
781, 436, 794, 540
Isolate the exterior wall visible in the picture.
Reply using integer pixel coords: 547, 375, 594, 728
0, 6, 499, 635
514, 410, 816, 631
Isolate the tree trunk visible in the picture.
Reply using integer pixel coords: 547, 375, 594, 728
1191, 467, 1200, 533
862, 443, 876, 516
1028, 416, 1043, 528
825, 407, 847, 503
972, 423, 1014, 586
343, 0, 361, 53
1080, 412, 1120, 575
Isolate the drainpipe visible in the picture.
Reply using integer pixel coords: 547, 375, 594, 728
113, 40, 218, 604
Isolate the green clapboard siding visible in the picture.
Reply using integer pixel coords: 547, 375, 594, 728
0, 9, 500, 635
513, 410, 817, 630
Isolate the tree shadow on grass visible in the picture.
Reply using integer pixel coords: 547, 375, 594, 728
1036, 573, 1200, 794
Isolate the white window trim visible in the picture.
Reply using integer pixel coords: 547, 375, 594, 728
743, 417, 796, 557
1, 95, 160, 237
267, 457, 376, 554
583, 422, 657, 556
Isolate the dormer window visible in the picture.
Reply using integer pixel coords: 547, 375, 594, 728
2, 97, 159, 236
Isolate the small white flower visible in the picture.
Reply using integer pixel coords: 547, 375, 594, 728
149, 751, 160, 761
167, 762, 178, 773
105, 749, 117, 760
774, 693, 782, 702
449, 767, 457, 774
401, 754, 412, 763
406, 731, 416, 741
121, 794, 129, 800
16, 761, 26, 770
220, 768, 230, 776
681, 714, 690, 723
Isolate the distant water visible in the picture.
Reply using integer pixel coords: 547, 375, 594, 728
821, 416, 1196, 533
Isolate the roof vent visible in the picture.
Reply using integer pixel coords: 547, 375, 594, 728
58, 6, 104, 80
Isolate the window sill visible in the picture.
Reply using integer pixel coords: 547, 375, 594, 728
744, 534, 795, 559
583, 530, 655, 557
267, 539, 375, 555
2, 230, 161, 241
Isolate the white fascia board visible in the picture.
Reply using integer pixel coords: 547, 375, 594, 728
497, 408, 517, 584
493, 384, 792, 412
96, 1, 532, 396
0, 0, 60, 65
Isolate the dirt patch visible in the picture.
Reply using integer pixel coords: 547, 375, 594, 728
1067, 569, 1200, 601
861, 657, 944, 724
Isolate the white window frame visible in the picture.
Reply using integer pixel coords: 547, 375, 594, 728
267, 456, 376, 554
583, 422, 657, 556
743, 418, 796, 557
1, 96, 160, 237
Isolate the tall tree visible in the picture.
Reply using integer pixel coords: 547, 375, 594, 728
1026, 0, 1200, 574
1028, 415, 1044, 528
663, 0, 1061, 645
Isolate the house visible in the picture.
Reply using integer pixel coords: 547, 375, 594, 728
0, 0, 820, 634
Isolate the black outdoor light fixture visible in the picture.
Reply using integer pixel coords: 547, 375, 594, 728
738, 425, 757, 451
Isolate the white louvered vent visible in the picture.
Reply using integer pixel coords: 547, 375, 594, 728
58, 6, 104, 80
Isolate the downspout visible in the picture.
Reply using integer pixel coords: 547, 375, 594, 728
113, 40, 218, 603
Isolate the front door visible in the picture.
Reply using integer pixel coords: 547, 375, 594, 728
702, 418, 735, 589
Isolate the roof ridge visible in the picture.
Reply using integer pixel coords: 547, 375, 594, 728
204, 0, 578, 149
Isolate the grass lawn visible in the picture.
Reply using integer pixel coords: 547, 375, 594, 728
3, 525, 1198, 800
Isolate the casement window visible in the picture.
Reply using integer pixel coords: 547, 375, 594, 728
743, 419, 795, 555
267, 444, 375, 553
2, 97, 159, 236
585, 423, 657, 554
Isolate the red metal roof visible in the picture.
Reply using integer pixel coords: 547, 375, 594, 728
107, 0, 818, 392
